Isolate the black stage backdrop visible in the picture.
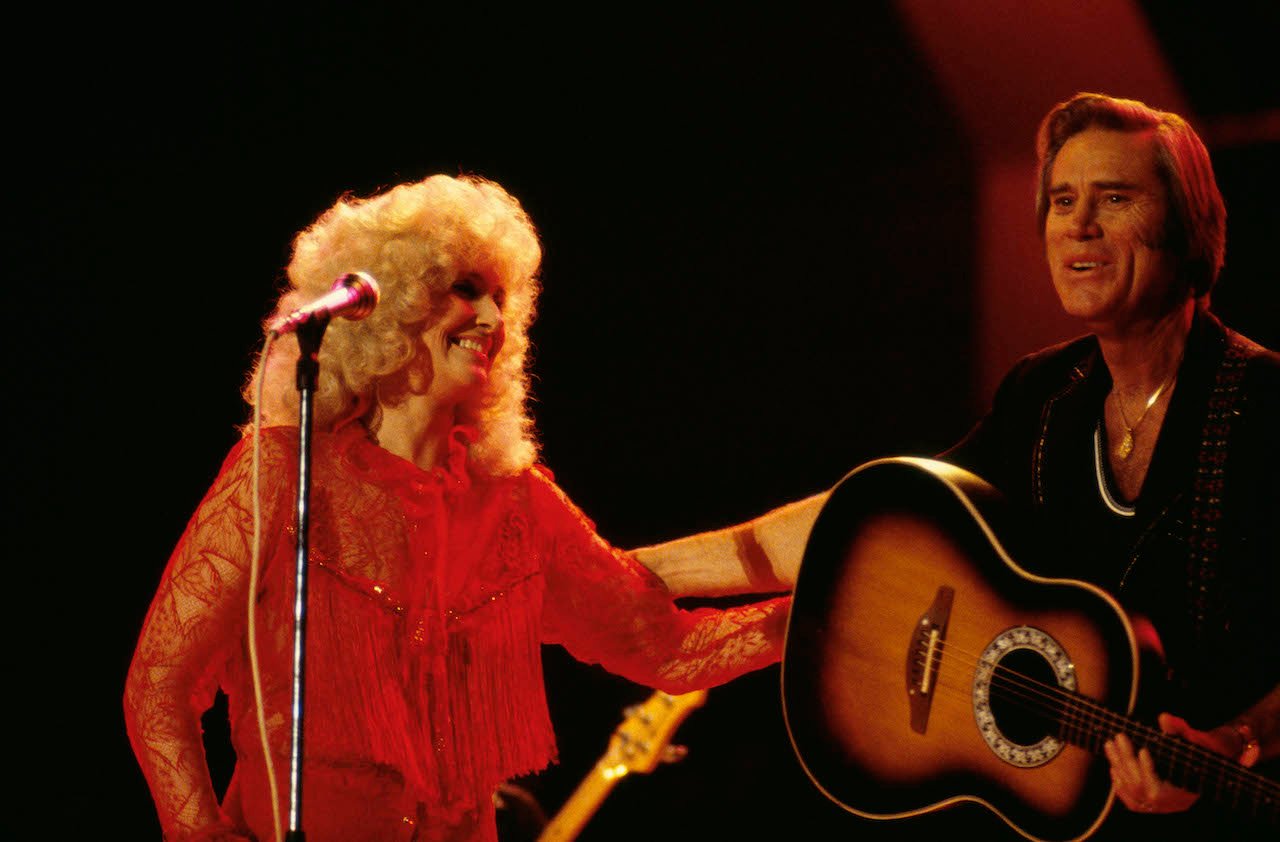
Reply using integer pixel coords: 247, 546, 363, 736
7, 4, 1277, 840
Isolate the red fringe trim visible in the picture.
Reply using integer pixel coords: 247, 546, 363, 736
305, 563, 556, 819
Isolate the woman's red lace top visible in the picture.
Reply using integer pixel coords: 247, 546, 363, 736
124, 424, 788, 841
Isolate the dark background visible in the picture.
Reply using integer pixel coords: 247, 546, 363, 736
7, 3, 1277, 839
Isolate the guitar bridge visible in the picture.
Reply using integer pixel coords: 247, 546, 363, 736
906, 585, 954, 734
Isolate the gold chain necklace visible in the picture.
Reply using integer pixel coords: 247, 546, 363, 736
1113, 368, 1177, 460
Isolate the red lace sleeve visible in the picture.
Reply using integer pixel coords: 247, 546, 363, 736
531, 468, 790, 692
124, 430, 295, 840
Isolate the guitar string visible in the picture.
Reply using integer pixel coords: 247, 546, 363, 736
898, 645, 1279, 804
904, 650, 1277, 808
929, 661, 1280, 810
911, 644, 1271, 796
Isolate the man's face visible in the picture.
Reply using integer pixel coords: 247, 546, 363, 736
1044, 128, 1185, 333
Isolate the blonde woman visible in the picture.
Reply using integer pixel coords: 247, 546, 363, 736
125, 174, 788, 842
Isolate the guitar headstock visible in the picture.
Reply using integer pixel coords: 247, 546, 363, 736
598, 689, 709, 776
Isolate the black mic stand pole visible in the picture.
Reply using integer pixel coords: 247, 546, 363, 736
285, 315, 330, 842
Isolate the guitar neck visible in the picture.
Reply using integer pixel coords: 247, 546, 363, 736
536, 689, 706, 842
537, 763, 624, 842
1060, 701, 1280, 821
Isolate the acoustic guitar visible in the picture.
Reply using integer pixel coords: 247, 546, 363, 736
537, 689, 708, 841
781, 456, 1278, 841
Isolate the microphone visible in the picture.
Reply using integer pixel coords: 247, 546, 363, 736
268, 272, 381, 335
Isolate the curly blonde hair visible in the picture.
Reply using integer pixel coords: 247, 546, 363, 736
245, 174, 542, 475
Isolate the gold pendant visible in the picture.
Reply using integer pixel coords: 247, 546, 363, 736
1116, 428, 1135, 460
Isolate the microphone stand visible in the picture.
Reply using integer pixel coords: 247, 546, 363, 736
285, 315, 330, 842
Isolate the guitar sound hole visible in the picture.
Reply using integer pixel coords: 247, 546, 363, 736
988, 648, 1058, 746
973, 625, 1076, 768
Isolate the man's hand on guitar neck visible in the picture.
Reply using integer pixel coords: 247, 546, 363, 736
1104, 712, 1258, 815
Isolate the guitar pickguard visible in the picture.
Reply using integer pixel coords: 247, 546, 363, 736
972, 625, 1078, 768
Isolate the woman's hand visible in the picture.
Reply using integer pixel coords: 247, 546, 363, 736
1103, 712, 1243, 814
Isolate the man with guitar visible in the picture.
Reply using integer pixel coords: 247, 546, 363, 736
635, 93, 1278, 838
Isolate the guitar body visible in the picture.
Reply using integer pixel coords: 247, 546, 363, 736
783, 457, 1139, 842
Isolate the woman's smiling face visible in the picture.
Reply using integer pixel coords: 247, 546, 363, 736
420, 272, 507, 407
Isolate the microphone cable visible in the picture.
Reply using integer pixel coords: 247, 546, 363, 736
248, 330, 284, 842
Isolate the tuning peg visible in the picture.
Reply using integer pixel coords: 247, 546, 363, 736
660, 744, 689, 764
